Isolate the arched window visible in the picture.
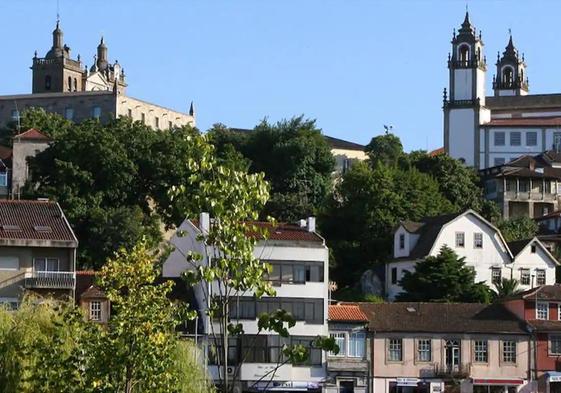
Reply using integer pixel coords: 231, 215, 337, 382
68, 76, 72, 92
502, 67, 514, 86
459, 45, 470, 66
74, 78, 78, 91
45, 75, 52, 90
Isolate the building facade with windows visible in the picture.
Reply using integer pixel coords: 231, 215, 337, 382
163, 213, 329, 393
326, 304, 370, 393
444, 12, 561, 169
0, 22, 195, 129
502, 285, 561, 393
481, 152, 561, 218
386, 210, 558, 300
359, 302, 531, 393
0, 200, 78, 307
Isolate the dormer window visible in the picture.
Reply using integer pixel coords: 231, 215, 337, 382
537, 301, 549, 320
459, 45, 470, 65
399, 233, 405, 250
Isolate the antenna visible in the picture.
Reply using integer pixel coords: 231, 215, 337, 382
13, 101, 21, 132
56, 0, 60, 24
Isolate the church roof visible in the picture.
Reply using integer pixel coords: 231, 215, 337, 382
484, 116, 561, 127
13, 128, 51, 141
486, 94, 561, 111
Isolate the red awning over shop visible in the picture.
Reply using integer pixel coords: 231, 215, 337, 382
472, 379, 524, 386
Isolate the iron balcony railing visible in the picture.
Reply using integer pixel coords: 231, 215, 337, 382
433, 362, 471, 379
24, 271, 75, 290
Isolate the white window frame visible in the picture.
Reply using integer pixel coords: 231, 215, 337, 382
491, 267, 502, 284
0, 256, 19, 271
537, 301, 549, 320
520, 269, 530, 286
348, 332, 365, 358
33, 257, 60, 272
399, 233, 405, 250
474, 233, 483, 248
455, 232, 465, 248
473, 340, 488, 363
0, 172, 8, 187
536, 269, 546, 286
387, 338, 402, 362
502, 340, 516, 364
550, 335, 561, 356
89, 300, 102, 321
417, 338, 431, 362
330, 332, 346, 357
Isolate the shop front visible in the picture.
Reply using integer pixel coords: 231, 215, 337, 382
251, 380, 322, 392
471, 378, 525, 393
544, 372, 561, 393
388, 378, 444, 393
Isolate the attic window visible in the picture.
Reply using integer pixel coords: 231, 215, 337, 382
34, 225, 52, 233
531, 244, 537, 253
2, 225, 21, 232
406, 307, 416, 313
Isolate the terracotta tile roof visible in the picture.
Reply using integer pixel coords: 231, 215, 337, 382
0, 200, 77, 244
75, 271, 96, 302
484, 116, 561, 127
512, 284, 561, 302
329, 304, 369, 322
0, 145, 12, 161
429, 147, 445, 157
190, 219, 323, 242
13, 128, 51, 141
359, 302, 528, 334
80, 285, 106, 299
526, 319, 561, 332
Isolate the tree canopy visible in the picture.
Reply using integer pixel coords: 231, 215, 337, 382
208, 116, 335, 221
497, 216, 539, 242
397, 246, 491, 303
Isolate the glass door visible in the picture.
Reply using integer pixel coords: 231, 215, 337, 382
445, 340, 460, 372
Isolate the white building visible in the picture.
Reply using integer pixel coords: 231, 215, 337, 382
444, 12, 561, 169
163, 213, 329, 393
386, 210, 558, 300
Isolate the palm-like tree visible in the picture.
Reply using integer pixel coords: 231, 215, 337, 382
493, 278, 522, 301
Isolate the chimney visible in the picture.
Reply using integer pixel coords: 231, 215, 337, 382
306, 217, 316, 232
199, 212, 210, 234
298, 219, 306, 228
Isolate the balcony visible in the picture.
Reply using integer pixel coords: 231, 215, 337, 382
433, 363, 471, 379
24, 271, 75, 290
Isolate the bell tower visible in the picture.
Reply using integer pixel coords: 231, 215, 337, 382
493, 35, 528, 96
443, 12, 490, 168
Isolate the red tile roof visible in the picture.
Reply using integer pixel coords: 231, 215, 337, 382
14, 128, 51, 141
484, 116, 561, 127
429, 147, 445, 157
329, 304, 369, 322
0, 200, 77, 244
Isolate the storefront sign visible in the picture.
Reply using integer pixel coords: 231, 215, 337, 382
397, 378, 420, 387
253, 381, 319, 391
549, 376, 561, 383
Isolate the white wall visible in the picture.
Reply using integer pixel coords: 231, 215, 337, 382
453, 69, 473, 100
511, 241, 557, 289
449, 109, 475, 165
393, 226, 420, 259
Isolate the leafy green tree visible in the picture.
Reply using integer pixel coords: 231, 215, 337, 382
492, 278, 522, 301
170, 134, 336, 392
365, 132, 404, 167
498, 216, 539, 242
397, 246, 492, 303
320, 161, 454, 287
208, 116, 335, 221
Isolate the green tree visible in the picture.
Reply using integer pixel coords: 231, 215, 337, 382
171, 134, 336, 392
396, 246, 492, 303
492, 278, 522, 301
498, 216, 538, 242
208, 116, 335, 221
365, 132, 404, 167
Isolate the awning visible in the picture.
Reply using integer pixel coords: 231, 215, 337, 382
472, 379, 524, 386
546, 372, 561, 382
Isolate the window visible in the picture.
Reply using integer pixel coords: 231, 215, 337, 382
168, 121, 173, 129
141, 113, 146, 124
231, 298, 256, 319
474, 233, 483, 248
64, 107, 74, 120
68, 76, 72, 92
128, 109, 133, 118
33, 258, 59, 272
0, 172, 7, 187
0, 257, 18, 271
502, 67, 514, 85
251, 297, 323, 324
349, 332, 365, 358
494, 132, 505, 146
388, 338, 402, 362
526, 132, 538, 146
503, 340, 516, 363
494, 157, 506, 166
455, 232, 465, 248
91, 106, 102, 119
74, 78, 78, 91
89, 301, 101, 321
459, 45, 470, 65
510, 132, 521, 146
294, 265, 306, 283
155, 117, 160, 129
519, 179, 530, 193
537, 301, 549, 320
554, 132, 561, 150
536, 269, 546, 286
417, 339, 431, 362
558, 304, 561, 321
492, 268, 502, 284
330, 332, 346, 356
0, 297, 19, 310
391, 267, 398, 285
550, 335, 561, 355
45, 75, 51, 90
520, 269, 530, 285
11, 110, 19, 122
531, 244, 537, 253
264, 261, 323, 284
399, 233, 405, 249
474, 340, 488, 362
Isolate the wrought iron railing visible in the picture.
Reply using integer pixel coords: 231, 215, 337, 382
24, 271, 75, 290
433, 362, 471, 379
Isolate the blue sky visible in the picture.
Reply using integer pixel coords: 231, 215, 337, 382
1, 1, 560, 151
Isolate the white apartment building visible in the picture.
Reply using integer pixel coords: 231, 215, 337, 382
163, 213, 329, 393
386, 210, 558, 300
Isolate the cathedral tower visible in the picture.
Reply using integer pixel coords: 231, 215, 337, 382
443, 12, 490, 167
31, 21, 86, 94
493, 35, 528, 96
